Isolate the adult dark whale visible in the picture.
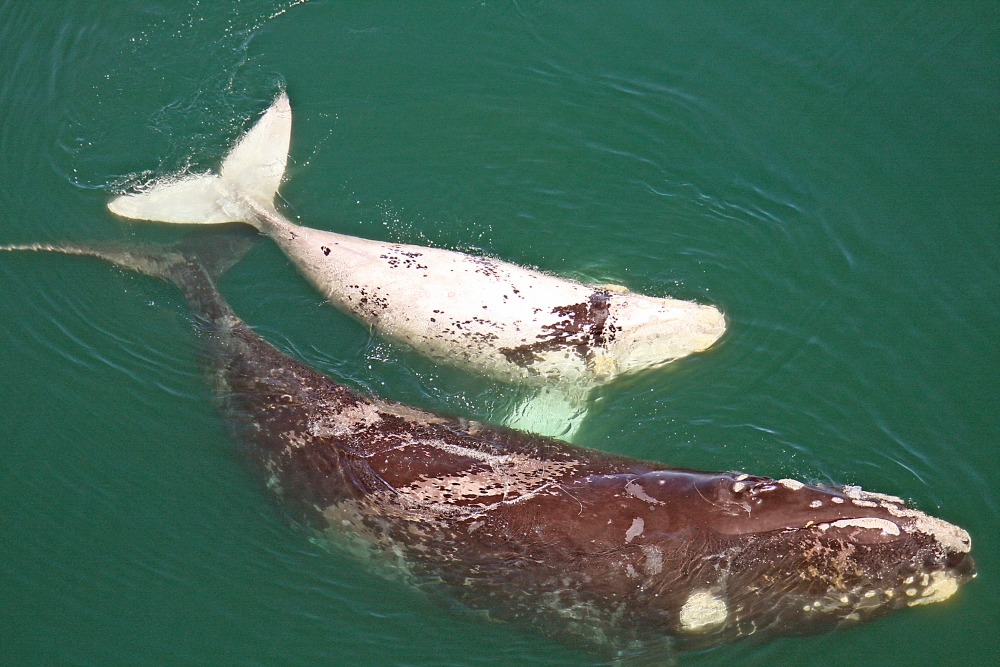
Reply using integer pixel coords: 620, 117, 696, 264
1, 234, 975, 662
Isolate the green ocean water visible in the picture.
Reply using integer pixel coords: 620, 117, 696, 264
1, 1, 997, 665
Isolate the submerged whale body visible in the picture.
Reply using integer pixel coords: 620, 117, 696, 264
2, 234, 975, 661
105, 93, 726, 438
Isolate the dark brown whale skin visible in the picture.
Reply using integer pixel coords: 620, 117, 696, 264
197, 268, 972, 657
2, 237, 974, 660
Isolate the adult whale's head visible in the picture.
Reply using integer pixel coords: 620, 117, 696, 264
596, 470, 975, 647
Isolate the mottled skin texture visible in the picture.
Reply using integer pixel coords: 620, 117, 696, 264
175, 258, 974, 658
243, 198, 726, 391
4, 238, 972, 662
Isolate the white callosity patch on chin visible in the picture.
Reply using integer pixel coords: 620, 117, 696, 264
778, 478, 805, 491
907, 572, 960, 607
679, 590, 728, 633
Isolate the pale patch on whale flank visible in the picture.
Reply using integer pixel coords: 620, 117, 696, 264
778, 478, 804, 490
427, 440, 513, 468
625, 480, 664, 505
679, 590, 728, 632
625, 517, 644, 543
642, 544, 664, 576
308, 401, 381, 438
319, 500, 420, 585
391, 442, 581, 513
372, 400, 449, 426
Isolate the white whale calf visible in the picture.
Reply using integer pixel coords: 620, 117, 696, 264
108, 94, 725, 437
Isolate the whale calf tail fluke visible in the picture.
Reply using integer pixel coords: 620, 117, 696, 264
107, 93, 292, 229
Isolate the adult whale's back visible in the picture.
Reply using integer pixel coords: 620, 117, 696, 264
1, 235, 975, 661
106, 94, 725, 437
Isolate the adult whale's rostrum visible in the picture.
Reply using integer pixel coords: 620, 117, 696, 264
2, 235, 975, 661
104, 93, 726, 437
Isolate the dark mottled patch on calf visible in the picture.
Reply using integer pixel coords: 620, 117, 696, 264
380, 248, 428, 271
499, 291, 617, 369
345, 284, 390, 320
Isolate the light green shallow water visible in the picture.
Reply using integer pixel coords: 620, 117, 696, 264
1, 1, 997, 665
